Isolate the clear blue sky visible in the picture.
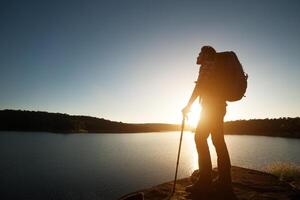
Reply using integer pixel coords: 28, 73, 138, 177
0, 0, 300, 123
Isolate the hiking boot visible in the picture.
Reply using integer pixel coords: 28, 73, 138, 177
212, 179, 236, 199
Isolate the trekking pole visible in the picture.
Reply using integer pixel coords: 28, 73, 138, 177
171, 115, 186, 195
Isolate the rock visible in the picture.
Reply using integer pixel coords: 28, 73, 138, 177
120, 166, 300, 200
119, 192, 144, 200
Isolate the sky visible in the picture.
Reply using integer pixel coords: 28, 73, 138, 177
0, 0, 300, 124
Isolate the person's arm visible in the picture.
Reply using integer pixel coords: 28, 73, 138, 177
187, 83, 200, 107
182, 71, 202, 115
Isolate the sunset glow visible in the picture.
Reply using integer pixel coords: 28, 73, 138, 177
1, 1, 300, 200
186, 102, 202, 128
0, 0, 299, 124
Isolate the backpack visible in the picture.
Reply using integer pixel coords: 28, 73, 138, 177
214, 51, 248, 102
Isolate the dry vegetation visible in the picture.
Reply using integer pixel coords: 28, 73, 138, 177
265, 162, 300, 181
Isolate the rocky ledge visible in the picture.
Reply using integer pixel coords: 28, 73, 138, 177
120, 166, 300, 200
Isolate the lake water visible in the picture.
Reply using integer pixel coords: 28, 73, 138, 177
0, 131, 299, 200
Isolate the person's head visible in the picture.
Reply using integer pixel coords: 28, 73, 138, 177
197, 46, 216, 65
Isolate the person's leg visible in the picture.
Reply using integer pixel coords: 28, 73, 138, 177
186, 108, 214, 193
210, 108, 232, 185
194, 111, 212, 184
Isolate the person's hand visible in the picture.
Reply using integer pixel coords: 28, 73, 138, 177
181, 105, 191, 116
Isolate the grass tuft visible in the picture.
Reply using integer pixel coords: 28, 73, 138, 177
264, 162, 300, 181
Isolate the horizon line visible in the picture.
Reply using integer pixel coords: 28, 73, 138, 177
1, 109, 299, 125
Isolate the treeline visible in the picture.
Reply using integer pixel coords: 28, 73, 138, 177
224, 118, 300, 138
0, 110, 180, 133
0, 110, 299, 138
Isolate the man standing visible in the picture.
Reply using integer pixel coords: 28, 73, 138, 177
182, 46, 233, 195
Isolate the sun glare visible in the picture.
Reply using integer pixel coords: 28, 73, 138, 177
186, 103, 202, 128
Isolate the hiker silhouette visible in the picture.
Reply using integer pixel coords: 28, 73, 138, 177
182, 46, 239, 198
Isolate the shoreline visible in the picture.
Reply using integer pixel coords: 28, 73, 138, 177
1, 110, 300, 138
1, 130, 300, 140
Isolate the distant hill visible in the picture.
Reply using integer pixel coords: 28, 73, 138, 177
0, 110, 299, 138
0, 110, 180, 133
224, 118, 300, 138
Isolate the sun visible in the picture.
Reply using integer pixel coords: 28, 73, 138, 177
186, 102, 202, 128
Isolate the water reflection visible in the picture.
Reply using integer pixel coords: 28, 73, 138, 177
0, 132, 299, 200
